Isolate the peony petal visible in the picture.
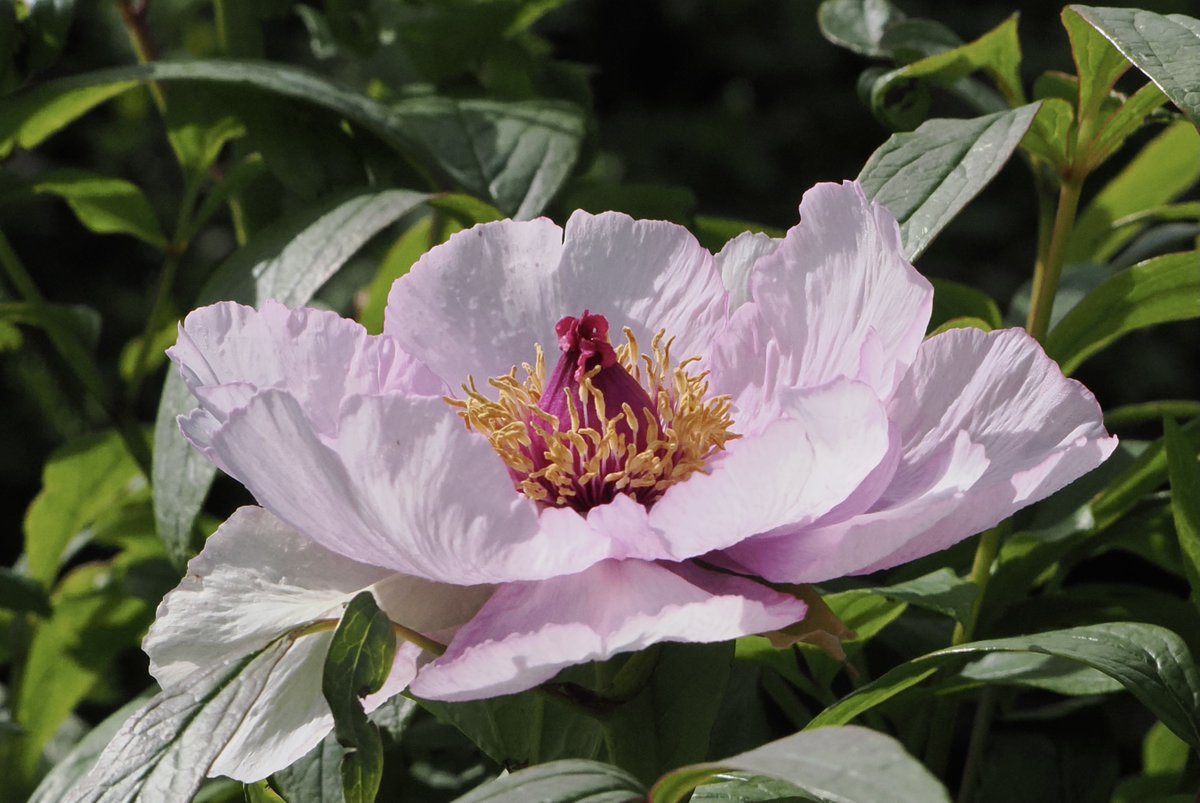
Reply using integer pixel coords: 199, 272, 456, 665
556, 210, 730, 362
854, 327, 1116, 572
646, 380, 896, 561
711, 182, 932, 430
409, 560, 807, 702
384, 218, 567, 384
170, 300, 442, 433
715, 230, 780, 311
207, 391, 614, 584
725, 328, 1116, 582
145, 506, 488, 781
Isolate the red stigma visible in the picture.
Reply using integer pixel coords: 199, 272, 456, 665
555, 310, 617, 381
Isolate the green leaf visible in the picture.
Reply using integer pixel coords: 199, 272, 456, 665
60, 638, 299, 802
24, 430, 147, 585
858, 104, 1040, 260
955, 652, 1123, 695
650, 726, 950, 803
600, 642, 735, 783
361, 216, 440, 334
870, 13, 1025, 127
272, 696, 416, 803
1045, 250, 1200, 375
1070, 6, 1200, 126
863, 568, 979, 623
1021, 97, 1074, 169
420, 685, 606, 771
928, 278, 1004, 332
1062, 5, 1134, 147
272, 734, 346, 803
0, 300, 101, 351
1084, 81, 1169, 170
152, 189, 429, 567
360, 192, 503, 334
1164, 418, 1200, 608
322, 591, 396, 803
1067, 121, 1200, 263
33, 169, 166, 247
395, 95, 585, 218
0, 566, 51, 616
0, 78, 139, 158
816, 0, 908, 58
9, 550, 166, 794
690, 774, 812, 801
163, 93, 247, 182
28, 691, 154, 803
453, 759, 645, 803
928, 316, 994, 335
691, 216, 784, 253
1090, 418, 1200, 532
0, 61, 585, 217
808, 622, 1200, 753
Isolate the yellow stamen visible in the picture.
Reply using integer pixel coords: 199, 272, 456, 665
445, 329, 739, 510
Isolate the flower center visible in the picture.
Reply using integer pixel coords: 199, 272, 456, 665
447, 311, 738, 512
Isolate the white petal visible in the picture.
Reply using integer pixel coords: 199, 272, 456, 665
145, 507, 488, 782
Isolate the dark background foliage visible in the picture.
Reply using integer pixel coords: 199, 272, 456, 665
2, 0, 1196, 553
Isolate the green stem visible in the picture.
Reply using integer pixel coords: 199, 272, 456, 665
1026, 176, 1084, 342
956, 688, 999, 803
925, 523, 1006, 776
125, 251, 178, 403
1105, 400, 1200, 429
0, 230, 152, 476
116, 0, 167, 114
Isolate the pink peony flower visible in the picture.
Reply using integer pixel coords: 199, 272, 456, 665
152, 181, 1116, 780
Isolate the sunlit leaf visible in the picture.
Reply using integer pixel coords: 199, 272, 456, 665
859, 104, 1040, 260
33, 169, 167, 248
816, 0, 909, 58
24, 430, 146, 586
1164, 418, 1200, 608
1067, 122, 1200, 263
651, 727, 950, 803
1045, 251, 1200, 374
454, 759, 645, 803
808, 623, 1200, 753
1070, 5, 1200, 125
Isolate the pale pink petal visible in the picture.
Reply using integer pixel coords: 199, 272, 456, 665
384, 218, 566, 384
646, 381, 896, 561
409, 560, 807, 702
170, 300, 442, 432
854, 327, 1116, 572
207, 391, 613, 584
715, 230, 780, 310
145, 506, 488, 782
721, 431, 989, 582
724, 328, 1116, 582
711, 182, 932, 429
556, 210, 730, 362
